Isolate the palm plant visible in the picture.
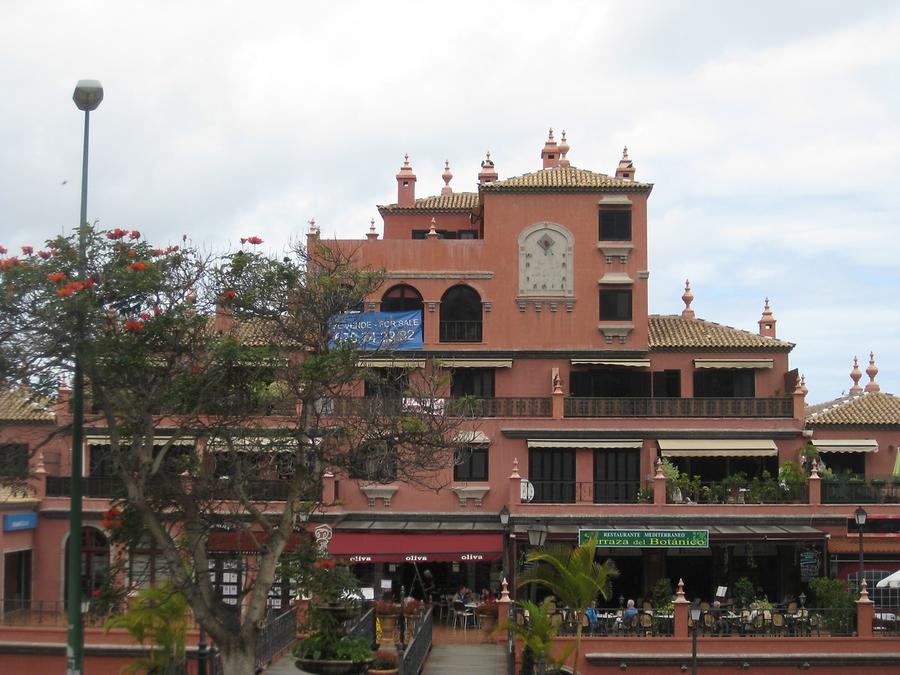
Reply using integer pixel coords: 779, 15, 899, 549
518, 539, 618, 674
504, 599, 573, 675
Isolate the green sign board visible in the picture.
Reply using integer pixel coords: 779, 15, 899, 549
579, 529, 709, 548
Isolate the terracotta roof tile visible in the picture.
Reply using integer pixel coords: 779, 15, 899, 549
648, 315, 794, 351
378, 192, 480, 214
806, 391, 900, 427
480, 166, 653, 193
0, 389, 54, 423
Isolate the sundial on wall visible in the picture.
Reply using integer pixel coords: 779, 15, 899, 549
518, 223, 574, 298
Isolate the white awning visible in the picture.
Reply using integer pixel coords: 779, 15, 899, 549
693, 359, 774, 369
571, 358, 651, 368
456, 430, 490, 444
439, 359, 513, 368
813, 439, 879, 454
658, 439, 778, 457
85, 434, 195, 446
597, 273, 634, 285
528, 439, 643, 449
358, 358, 425, 368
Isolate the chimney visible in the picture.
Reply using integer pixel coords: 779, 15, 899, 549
478, 152, 498, 185
396, 154, 416, 207
758, 297, 777, 337
541, 128, 560, 169
615, 146, 635, 180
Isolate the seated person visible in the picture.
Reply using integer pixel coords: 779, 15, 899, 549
623, 599, 639, 627
481, 587, 496, 603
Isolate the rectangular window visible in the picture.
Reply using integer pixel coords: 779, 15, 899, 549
0, 444, 28, 480
599, 289, 632, 321
599, 209, 632, 240
454, 445, 488, 481
652, 370, 681, 398
450, 368, 495, 398
364, 368, 409, 398
3, 549, 32, 609
457, 229, 478, 240
349, 443, 398, 482
693, 369, 755, 398
593, 449, 640, 503
129, 536, 168, 588
569, 369, 649, 397
529, 448, 575, 503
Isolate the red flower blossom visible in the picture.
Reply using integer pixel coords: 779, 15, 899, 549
48, 272, 67, 283
152, 305, 162, 315
93, 589, 102, 598
140, 312, 150, 320
0, 245, 7, 254
127, 249, 137, 258
83, 278, 95, 289
166, 245, 180, 253
149, 248, 164, 257
129, 230, 141, 240
21, 246, 33, 255
0, 258, 20, 271
106, 228, 128, 240
128, 262, 146, 272
37, 250, 51, 259
245, 236, 263, 245
125, 318, 144, 332
68, 281, 85, 292
57, 286, 73, 298
223, 289, 237, 300
314, 559, 336, 569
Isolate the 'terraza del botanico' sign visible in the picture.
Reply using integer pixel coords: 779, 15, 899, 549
578, 528, 709, 548
329, 311, 423, 350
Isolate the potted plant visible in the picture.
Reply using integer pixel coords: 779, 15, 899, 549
475, 598, 499, 642
368, 649, 399, 674
503, 598, 573, 675
293, 632, 373, 675
374, 600, 401, 645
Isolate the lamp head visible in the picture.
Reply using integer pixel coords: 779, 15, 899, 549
73, 80, 104, 111
855, 506, 868, 527
499, 505, 510, 527
690, 607, 702, 621
527, 523, 547, 547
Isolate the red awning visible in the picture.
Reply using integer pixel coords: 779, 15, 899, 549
328, 532, 503, 564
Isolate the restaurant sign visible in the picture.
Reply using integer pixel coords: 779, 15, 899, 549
579, 528, 709, 548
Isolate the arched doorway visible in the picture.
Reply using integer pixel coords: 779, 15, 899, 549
64, 526, 110, 606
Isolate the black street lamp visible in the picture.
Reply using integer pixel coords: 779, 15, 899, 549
526, 522, 547, 602
690, 606, 703, 675
855, 506, 868, 592
67, 78, 103, 675
499, 505, 511, 585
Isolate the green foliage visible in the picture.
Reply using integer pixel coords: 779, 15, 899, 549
518, 540, 618, 674
504, 599, 573, 675
650, 577, 674, 610
292, 633, 372, 663
808, 577, 856, 634
105, 583, 188, 674
734, 577, 755, 608
778, 460, 808, 500
636, 486, 654, 503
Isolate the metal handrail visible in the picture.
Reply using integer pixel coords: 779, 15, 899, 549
400, 607, 433, 675
564, 396, 793, 418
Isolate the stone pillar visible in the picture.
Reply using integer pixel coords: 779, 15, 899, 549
857, 579, 874, 638
653, 458, 667, 505
496, 577, 513, 638
322, 471, 336, 505
551, 367, 564, 419
30, 450, 47, 499
807, 460, 821, 505
509, 458, 522, 506
673, 578, 689, 638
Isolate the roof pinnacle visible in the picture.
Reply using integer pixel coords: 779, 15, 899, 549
559, 130, 571, 167
865, 351, 880, 393
681, 279, 695, 319
441, 159, 453, 196
849, 356, 863, 395
616, 145, 635, 180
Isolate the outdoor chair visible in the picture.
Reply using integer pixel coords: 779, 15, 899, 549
639, 612, 655, 636
452, 601, 476, 631
786, 601, 799, 615
700, 601, 710, 611
642, 600, 653, 611
702, 611, 717, 635
771, 612, 786, 636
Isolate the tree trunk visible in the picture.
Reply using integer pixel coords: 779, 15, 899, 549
219, 644, 257, 675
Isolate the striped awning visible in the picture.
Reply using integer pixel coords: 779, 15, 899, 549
693, 359, 774, 369
658, 439, 778, 457
570, 358, 651, 368
528, 438, 642, 449
813, 439, 878, 454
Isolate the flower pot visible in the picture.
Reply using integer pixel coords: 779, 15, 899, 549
295, 657, 372, 674
377, 613, 400, 644
477, 613, 497, 642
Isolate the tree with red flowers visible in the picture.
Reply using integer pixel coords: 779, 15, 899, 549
0, 227, 471, 674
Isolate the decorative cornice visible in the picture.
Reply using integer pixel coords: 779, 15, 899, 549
386, 271, 493, 279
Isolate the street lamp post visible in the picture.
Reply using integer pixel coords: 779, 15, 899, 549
499, 505, 510, 586
690, 606, 703, 675
526, 522, 547, 603
67, 79, 103, 675
855, 506, 868, 593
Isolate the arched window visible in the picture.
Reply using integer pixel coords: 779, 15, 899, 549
440, 285, 482, 342
381, 284, 423, 313
64, 526, 109, 606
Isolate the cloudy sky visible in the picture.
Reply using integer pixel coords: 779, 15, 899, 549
2, 0, 898, 403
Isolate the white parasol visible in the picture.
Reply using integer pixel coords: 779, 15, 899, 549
876, 569, 900, 588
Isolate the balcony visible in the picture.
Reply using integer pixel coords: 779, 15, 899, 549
564, 397, 793, 418
822, 477, 900, 504
45, 476, 305, 501
326, 397, 552, 418
439, 320, 482, 342
529, 480, 641, 504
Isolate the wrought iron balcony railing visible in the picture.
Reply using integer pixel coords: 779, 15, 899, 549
564, 397, 793, 418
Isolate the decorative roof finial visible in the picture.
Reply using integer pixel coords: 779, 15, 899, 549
403, 153, 410, 167
800, 374, 808, 397
308, 218, 318, 235
548, 127, 554, 141
758, 297, 777, 337
441, 160, 453, 196
865, 351, 881, 393
479, 151, 498, 184
426, 217, 438, 240
616, 146, 635, 180
623, 145, 629, 160
849, 356, 863, 395
559, 130, 571, 167
366, 217, 378, 240
681, 279, 695, 319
